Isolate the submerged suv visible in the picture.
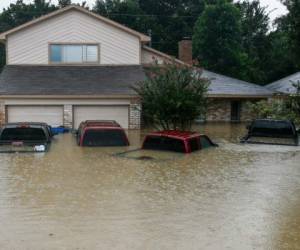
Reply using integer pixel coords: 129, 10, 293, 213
241, 119, 299, 146
76, 120, 129, 147
142, 130, 217, 153
0, 123, 52, 152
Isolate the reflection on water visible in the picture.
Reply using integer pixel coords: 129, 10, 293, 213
0, 123, 300, 249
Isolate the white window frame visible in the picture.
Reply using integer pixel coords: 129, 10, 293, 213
49, 43, 100, 64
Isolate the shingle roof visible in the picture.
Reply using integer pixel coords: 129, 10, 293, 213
266, 72, 300, 94
202, 70, 272, 97
0, 65, 146, 96
0, 65, 272, 98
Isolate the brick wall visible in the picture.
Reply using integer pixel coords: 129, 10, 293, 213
206, 99, 259, 122
206, 99, 231, 121
178, 39, 193, 65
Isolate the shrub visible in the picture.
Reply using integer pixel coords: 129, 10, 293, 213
133, 61, 210, 130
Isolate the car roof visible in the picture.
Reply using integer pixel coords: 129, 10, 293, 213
81, 120, 123, 129
253, 119, 292, 123
3, 122, 48, 128
252, 119, 294, 125
146, 130, 202, 139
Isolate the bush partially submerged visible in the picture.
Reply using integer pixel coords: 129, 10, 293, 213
133, 61, 210, 130
247, 81, 300, 125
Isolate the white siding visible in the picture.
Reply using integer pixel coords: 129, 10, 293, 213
141, 49, 165, 64
7, 9, 140, 65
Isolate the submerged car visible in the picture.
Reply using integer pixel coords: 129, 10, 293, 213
0, 123, 52, 152
142, 130, 218, 153
241, 119, 299, 146
76, 120, 129, 147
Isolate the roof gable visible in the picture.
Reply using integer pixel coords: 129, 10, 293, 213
266, 72, 300, 94
0, 5, 150, 42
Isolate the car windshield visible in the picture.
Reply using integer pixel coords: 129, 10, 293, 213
0, 128, 47, 141
200, 136, 215, 149
251, 120, 295, 137
188, 137, 200, 152
82, 129, 128, 146
143, 136, 186, 153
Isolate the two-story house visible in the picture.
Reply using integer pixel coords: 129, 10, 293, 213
0, 5, 272, 129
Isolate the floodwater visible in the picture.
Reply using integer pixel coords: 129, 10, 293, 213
0, 123, 300, 250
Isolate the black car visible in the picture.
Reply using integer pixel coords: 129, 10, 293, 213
0, 123, 53, 152
241, 119, 299, 146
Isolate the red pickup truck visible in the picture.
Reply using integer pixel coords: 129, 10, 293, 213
76, 120, 129, 147
142, 130, 217, 153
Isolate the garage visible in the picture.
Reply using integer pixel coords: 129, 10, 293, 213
7, 106, 64, 126
73, 105, 129, 129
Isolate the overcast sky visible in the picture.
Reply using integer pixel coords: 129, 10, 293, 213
0, 0, 287, 22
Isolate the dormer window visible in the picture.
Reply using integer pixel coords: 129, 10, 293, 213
49, 44, 99, 64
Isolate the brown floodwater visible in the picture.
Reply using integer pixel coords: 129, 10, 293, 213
0, 123, 300, 250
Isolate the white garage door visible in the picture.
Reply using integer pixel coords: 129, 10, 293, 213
73, 106, 129, 129
7, 106, 64, 126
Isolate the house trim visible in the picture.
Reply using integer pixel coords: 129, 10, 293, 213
142, 45, 189, 66
0, 95, 140, 99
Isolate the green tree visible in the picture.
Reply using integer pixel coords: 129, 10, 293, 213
133, 61, 210, 130
280, 0, 300, 67
236, 0, 270, 84
58, 0, 72, 8
264, 28, 297, 83
93, 0, 206, 57
193, 0, 245, 79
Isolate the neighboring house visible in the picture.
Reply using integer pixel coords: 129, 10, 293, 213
266, 72, 300, 95
0, 5, 272, 129
143, 41, 272, 122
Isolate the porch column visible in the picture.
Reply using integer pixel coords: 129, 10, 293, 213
129, 99, 141, 129
0, 102, 5, 126
63, 104, 73, 129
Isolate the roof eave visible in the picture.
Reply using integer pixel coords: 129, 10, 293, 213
207, 94, 272, 98
0, 94, 140, 99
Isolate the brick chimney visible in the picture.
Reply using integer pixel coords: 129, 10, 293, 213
178, 38, 193, 65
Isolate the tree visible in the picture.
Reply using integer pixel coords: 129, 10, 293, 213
93, 0, 206, 57
133, 61, 210, 130
193, 0, 245, 79
236, 0, 271, 84
263, 29, 297, 83
58, 0, 72, 8
280, 0, 300, 67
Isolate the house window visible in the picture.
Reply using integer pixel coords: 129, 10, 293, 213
49, 44, 98, 64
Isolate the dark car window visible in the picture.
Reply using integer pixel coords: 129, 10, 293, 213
188, 137, 200, 152
143, 136, 186, 153
82, 129, 128, 146
0, 128, 47, 141
251, 120, 295, 137
200, 136, 214, 149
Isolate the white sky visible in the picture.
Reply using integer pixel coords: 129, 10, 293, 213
0, 0, 288, 22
